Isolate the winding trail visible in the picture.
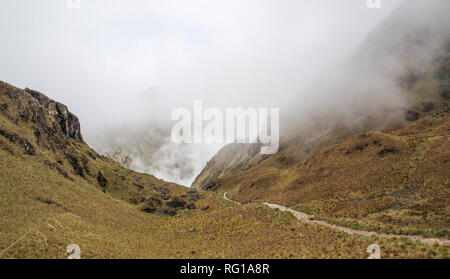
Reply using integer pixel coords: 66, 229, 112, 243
222, 192, 450, 246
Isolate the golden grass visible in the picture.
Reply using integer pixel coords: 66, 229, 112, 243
194, 115, 450, 240
1, 80, 448, 258
1, 161, 447, 259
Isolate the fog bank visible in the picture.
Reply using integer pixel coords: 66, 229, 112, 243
0, 0, 409, 185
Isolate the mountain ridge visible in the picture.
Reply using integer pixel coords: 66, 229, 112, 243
190, 0, 450, 239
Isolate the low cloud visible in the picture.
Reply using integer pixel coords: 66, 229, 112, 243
2, 0, 421, 186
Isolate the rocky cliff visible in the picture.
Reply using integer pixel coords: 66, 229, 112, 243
24, 87, 83, 141
0, 81, 194, 214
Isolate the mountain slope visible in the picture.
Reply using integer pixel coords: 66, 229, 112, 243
0, 81, 190, 205
193, 0, 450, 190
2, 81, 447, 259
215, 115, 449, 236
191, 0, 450, 238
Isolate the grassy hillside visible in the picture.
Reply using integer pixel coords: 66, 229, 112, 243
192, 64, 450, 238
191, 0, 450, 241
194, 0, 450, 190
0, 150, 447, 259
218, 114, 449, 238
0, 80, 190, 205
1, 81, 447, 259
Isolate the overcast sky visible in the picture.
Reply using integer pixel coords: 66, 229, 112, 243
0, 0, 405, 136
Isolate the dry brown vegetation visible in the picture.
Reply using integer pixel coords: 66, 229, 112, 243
195, 115, 450, 240
1, 80, 448, 258
192, 22, 450, 241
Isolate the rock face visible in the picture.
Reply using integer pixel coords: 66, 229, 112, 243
24, 88, 83, 141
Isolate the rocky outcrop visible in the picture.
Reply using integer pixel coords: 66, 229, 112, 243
186, 189, 203, 202
24, 88, 83, 141
166, 196, 187, 209
97, 171, 107, 187
0, 128, 35, 155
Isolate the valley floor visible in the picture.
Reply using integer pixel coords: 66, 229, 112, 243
0, 158, 448, 259
224, 192, 450, 246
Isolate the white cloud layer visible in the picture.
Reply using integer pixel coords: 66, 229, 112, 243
0, 0, 406, 185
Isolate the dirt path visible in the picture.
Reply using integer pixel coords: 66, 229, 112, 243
222, 192, 242, 205
223, 193, 450, 246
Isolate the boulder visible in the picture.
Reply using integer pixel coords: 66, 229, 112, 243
142, 207, 156, 214
166, 197, 187, 209
187, 189, 203, 203
144, 196, 162, 207
159, 208, 177, 216
422, 102, 435, 112
405, 110, 420, 122
187, 202, 197, 210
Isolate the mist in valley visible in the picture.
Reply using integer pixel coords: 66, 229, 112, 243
2, 0, 447, 186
